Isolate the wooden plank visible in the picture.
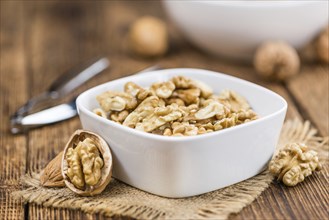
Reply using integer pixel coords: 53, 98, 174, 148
24, 1, 103, 170
19, 2, 109, 219
0, 1, 27, 219
287, 65, 329, 136
0, 0, 27, 185
230, 164, 329, 220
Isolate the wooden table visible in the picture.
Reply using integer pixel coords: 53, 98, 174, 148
1, 1, 328, 219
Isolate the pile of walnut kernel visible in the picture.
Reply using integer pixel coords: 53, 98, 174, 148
93, 76, 258, 136
269, 143, 321, 186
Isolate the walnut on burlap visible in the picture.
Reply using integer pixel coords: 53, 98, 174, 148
12, 119, 328, 219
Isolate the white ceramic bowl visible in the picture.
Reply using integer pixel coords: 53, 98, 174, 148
163, 0, 328, 60
76, 68, 287, 198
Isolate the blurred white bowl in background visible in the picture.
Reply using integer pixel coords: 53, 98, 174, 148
163, 0, 328, 61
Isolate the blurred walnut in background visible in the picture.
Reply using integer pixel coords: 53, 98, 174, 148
128, 16, 168, 57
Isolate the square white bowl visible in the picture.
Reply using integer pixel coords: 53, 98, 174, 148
76, 68, 287, 198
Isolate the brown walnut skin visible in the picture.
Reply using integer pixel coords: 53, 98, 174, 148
62, 130, 112, 196
254, 41, 300, 81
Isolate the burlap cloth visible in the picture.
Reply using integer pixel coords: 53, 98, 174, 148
13, 119, 328, 219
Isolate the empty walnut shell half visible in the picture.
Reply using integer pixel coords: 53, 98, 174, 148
61, 130, 112, 196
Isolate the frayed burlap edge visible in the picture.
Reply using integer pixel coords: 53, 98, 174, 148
12, 119, 328, 220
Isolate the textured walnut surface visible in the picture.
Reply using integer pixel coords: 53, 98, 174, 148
94, 76, 259, 136
62, 130, 113, 196
66, 138, 104, 189
316, 26, 329, 63
40, 151, 65, 187
2, 1, 328, 219
254, 41, 300, 81
269, 143, 321, 186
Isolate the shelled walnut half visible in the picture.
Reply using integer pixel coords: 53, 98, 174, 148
62, 130, 113, 196
269, 143, 321, 186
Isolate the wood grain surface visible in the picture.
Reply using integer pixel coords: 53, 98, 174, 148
1, 1, 328, 220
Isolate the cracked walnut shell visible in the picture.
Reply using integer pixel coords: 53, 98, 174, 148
316, 26, 329, 63
62, 130, 112, 196
40, 151, 65, 187
269, 143, 321, 186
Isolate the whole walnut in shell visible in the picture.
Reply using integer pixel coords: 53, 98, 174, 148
128, 16, 168, 57
316, 26, 329, 63
62, 130, 112, 196
254, 41, 300, 81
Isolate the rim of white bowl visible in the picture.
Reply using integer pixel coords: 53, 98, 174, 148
77, 68, 287, 142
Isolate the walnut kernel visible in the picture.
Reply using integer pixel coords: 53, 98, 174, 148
96, 91, 137, 111
171, 76, 192, 89
93, 108, 107, 118
166, 97, 185, 106
171, 76, 213, 98
40, 151, 65, 187
96, 76, 259, 137
218, 90, 250, 112
269, 143, 321, 186
122, 96, 161, 128
191, 79, 213, 98
254, 41, 300, 81
151, 81, 175, 98
195, 101, 225, 120
135, 104, 183, 132
213, 115, 238, 131
124, 82, 149, 100
110, 110, 129, 123
172, 122, 198, 136
173, 88, 201, 105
